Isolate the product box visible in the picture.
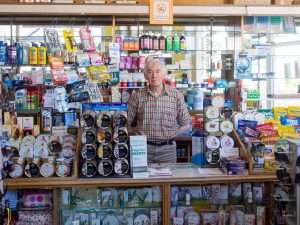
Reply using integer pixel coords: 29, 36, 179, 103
23, 117, 34, 129
220, 157, 248, 175
130, 135, 147, 173
256, 206, 266, 225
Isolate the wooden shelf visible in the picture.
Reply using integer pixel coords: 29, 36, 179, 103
1, 4, 300, 16
7, 174, 276, 188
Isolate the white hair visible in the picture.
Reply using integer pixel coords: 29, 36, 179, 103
144, 59, 167, 76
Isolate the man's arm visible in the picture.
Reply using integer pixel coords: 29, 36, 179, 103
176, 91, 191, 136
127, 91, 139, 135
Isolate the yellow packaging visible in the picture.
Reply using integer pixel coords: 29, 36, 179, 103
38, 44, 47, 65
281, 131, 299, 139
29, 43, 38, 65
265, 119, 281, 128
63, 29, 78, 52
264, 160, 281, 171
261, 136, 280, 144
287, 106, 300, 117
273, 107, 287, 120
278, 125, 294, 137
87, 65, 111, 82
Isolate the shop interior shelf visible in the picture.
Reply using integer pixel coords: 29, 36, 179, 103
60, 205, 161, 211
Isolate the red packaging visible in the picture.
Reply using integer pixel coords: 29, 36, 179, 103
244, 136, 260, 143
255, 123, 274, 132
245, 126, 260, 137
259, 129, 279, 138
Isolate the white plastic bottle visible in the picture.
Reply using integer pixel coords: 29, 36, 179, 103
193, 83, 204, 110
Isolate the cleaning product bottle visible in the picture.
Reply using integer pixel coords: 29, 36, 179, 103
29, 42, 38, 65
22, 43, 29, 65
166, 34, 173, 51
180, 33, 186, 50
17, 43, 24, 65
38, 42, 47, 65
173, 33, 180, 51
193, 83, 204, 110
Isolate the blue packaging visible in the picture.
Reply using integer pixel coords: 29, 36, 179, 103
0, 41, 6, 65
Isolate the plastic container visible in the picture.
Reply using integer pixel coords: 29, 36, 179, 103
193, 87, 204, 110
29, 42, 38, 64
38, 43, 47, 65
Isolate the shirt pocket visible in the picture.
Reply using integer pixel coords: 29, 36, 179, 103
162, 111, 176, 128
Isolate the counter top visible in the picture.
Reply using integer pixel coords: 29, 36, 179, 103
7, 163, 276, 188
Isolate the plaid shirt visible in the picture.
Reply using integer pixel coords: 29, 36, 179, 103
127, 84, 191, 142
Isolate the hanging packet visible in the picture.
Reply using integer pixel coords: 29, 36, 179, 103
76, 52, 91, 67
79, 28, 96, 52
54, 86, 69, 113
63, 29, 78, 52
45, 28, 61, 51
89, 52, 103, 66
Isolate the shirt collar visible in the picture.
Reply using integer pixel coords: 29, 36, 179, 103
146, 83, 170, 96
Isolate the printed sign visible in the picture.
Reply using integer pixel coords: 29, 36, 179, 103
150, 0, 173, 25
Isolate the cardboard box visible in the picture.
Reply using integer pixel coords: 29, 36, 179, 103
130, 135, 147, 172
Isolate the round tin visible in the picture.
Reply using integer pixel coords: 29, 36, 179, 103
220, 106, 233, 119
113, 143, 129, 159
55, 161, 71, 177
19, 145, 34, 158
205, 150, 220, 164
205, 120, 219, 133
220, 120, 234, 133
113, 111, 128, 128
98, 159, 113, 176
134, 213, 150, 225
82, 143, 97, 160
82, 127, 97, 145
211, 95, 225, 108
9, 164, 24, 178
82, 160, 97, 178
9, 158, 25, 178
97, 128, 112, 144
24, 158, 40, 178
81, 110, 96, 128
40, 162, 55, 177
97, 111, 112, 129
220, 135, 235, 148
113, 127, 128, 143
98, 143, 113, 159
205, 106, 219, 119
114, 159, 129, 175
102, 215, 119, 225
205, 136, 220, 149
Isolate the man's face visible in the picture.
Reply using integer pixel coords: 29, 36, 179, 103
145, 61, 165, 88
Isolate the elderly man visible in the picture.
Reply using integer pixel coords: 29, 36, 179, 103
127, 59, 191, 163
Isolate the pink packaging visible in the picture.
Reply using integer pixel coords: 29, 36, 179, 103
18, 211, 53, 225
22, 190, 52, 208
132, 57, 138, 69
115, 36, 123, 50
120, 56, 127, 70
138, 56, 146, 70
89, 52, 103, 66
126, 56, 132, 70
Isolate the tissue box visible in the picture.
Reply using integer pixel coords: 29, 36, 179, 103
18, 211, 52, 225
